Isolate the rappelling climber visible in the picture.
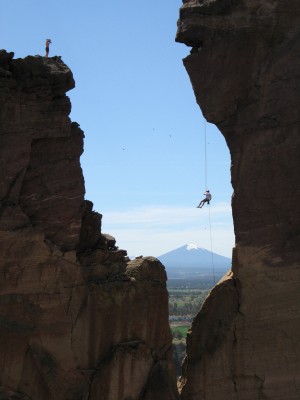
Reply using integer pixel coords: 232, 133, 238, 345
197, 190, 212, 208
45, 38, 52, 57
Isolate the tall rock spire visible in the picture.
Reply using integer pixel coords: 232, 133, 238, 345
176, 1, 300, 398
0, 51, 179, 400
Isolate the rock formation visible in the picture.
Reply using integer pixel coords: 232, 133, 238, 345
0, 50, 179, 400
176, 0, 300, 399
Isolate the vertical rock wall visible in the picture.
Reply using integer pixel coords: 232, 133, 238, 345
0, 51, 179, 400
176, 0, 300, 399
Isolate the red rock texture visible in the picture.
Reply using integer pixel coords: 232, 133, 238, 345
176, 0, 300, 399
0, 51, 179, 400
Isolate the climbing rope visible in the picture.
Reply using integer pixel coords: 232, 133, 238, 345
204, 118, 208, 190
208, 205, 216, 285
203, 118, 216, 285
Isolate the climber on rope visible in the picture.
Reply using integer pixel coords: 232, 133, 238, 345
45, 38, 52, 57
197, 190, 212, 208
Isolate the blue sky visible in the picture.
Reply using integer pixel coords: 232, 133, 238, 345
2, 0, 234, 257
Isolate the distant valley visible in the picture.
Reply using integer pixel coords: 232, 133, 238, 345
158, 244, 232, 376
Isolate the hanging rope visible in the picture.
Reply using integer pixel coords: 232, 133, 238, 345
203, 118, 216, 285
200, 2, 216, 286
208, 205, 216, 285
204, 118, 208, 190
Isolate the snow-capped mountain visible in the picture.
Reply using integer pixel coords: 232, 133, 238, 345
157, 243, 231, 278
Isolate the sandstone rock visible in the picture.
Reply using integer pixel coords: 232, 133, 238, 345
89, 341, 154, 399
0, 51, 179, 400
176, 1, 300, 399
99, 232, 117, 250
126, 256, 168, 283
0, 386, 31, 400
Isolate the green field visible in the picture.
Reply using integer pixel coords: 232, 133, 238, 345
171, 325, 190, 341
169, 287, 209, 317
168, 280, 214, 376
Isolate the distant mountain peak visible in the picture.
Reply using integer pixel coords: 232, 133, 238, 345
157, 244, 231, 273
186, 243, 199, 251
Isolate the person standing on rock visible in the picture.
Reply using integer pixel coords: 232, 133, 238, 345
45, 39, 52, 57
197, 190, 212, 208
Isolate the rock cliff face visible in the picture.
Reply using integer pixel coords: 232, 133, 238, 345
176, 0, 300, 399
0, 50, 179, 400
